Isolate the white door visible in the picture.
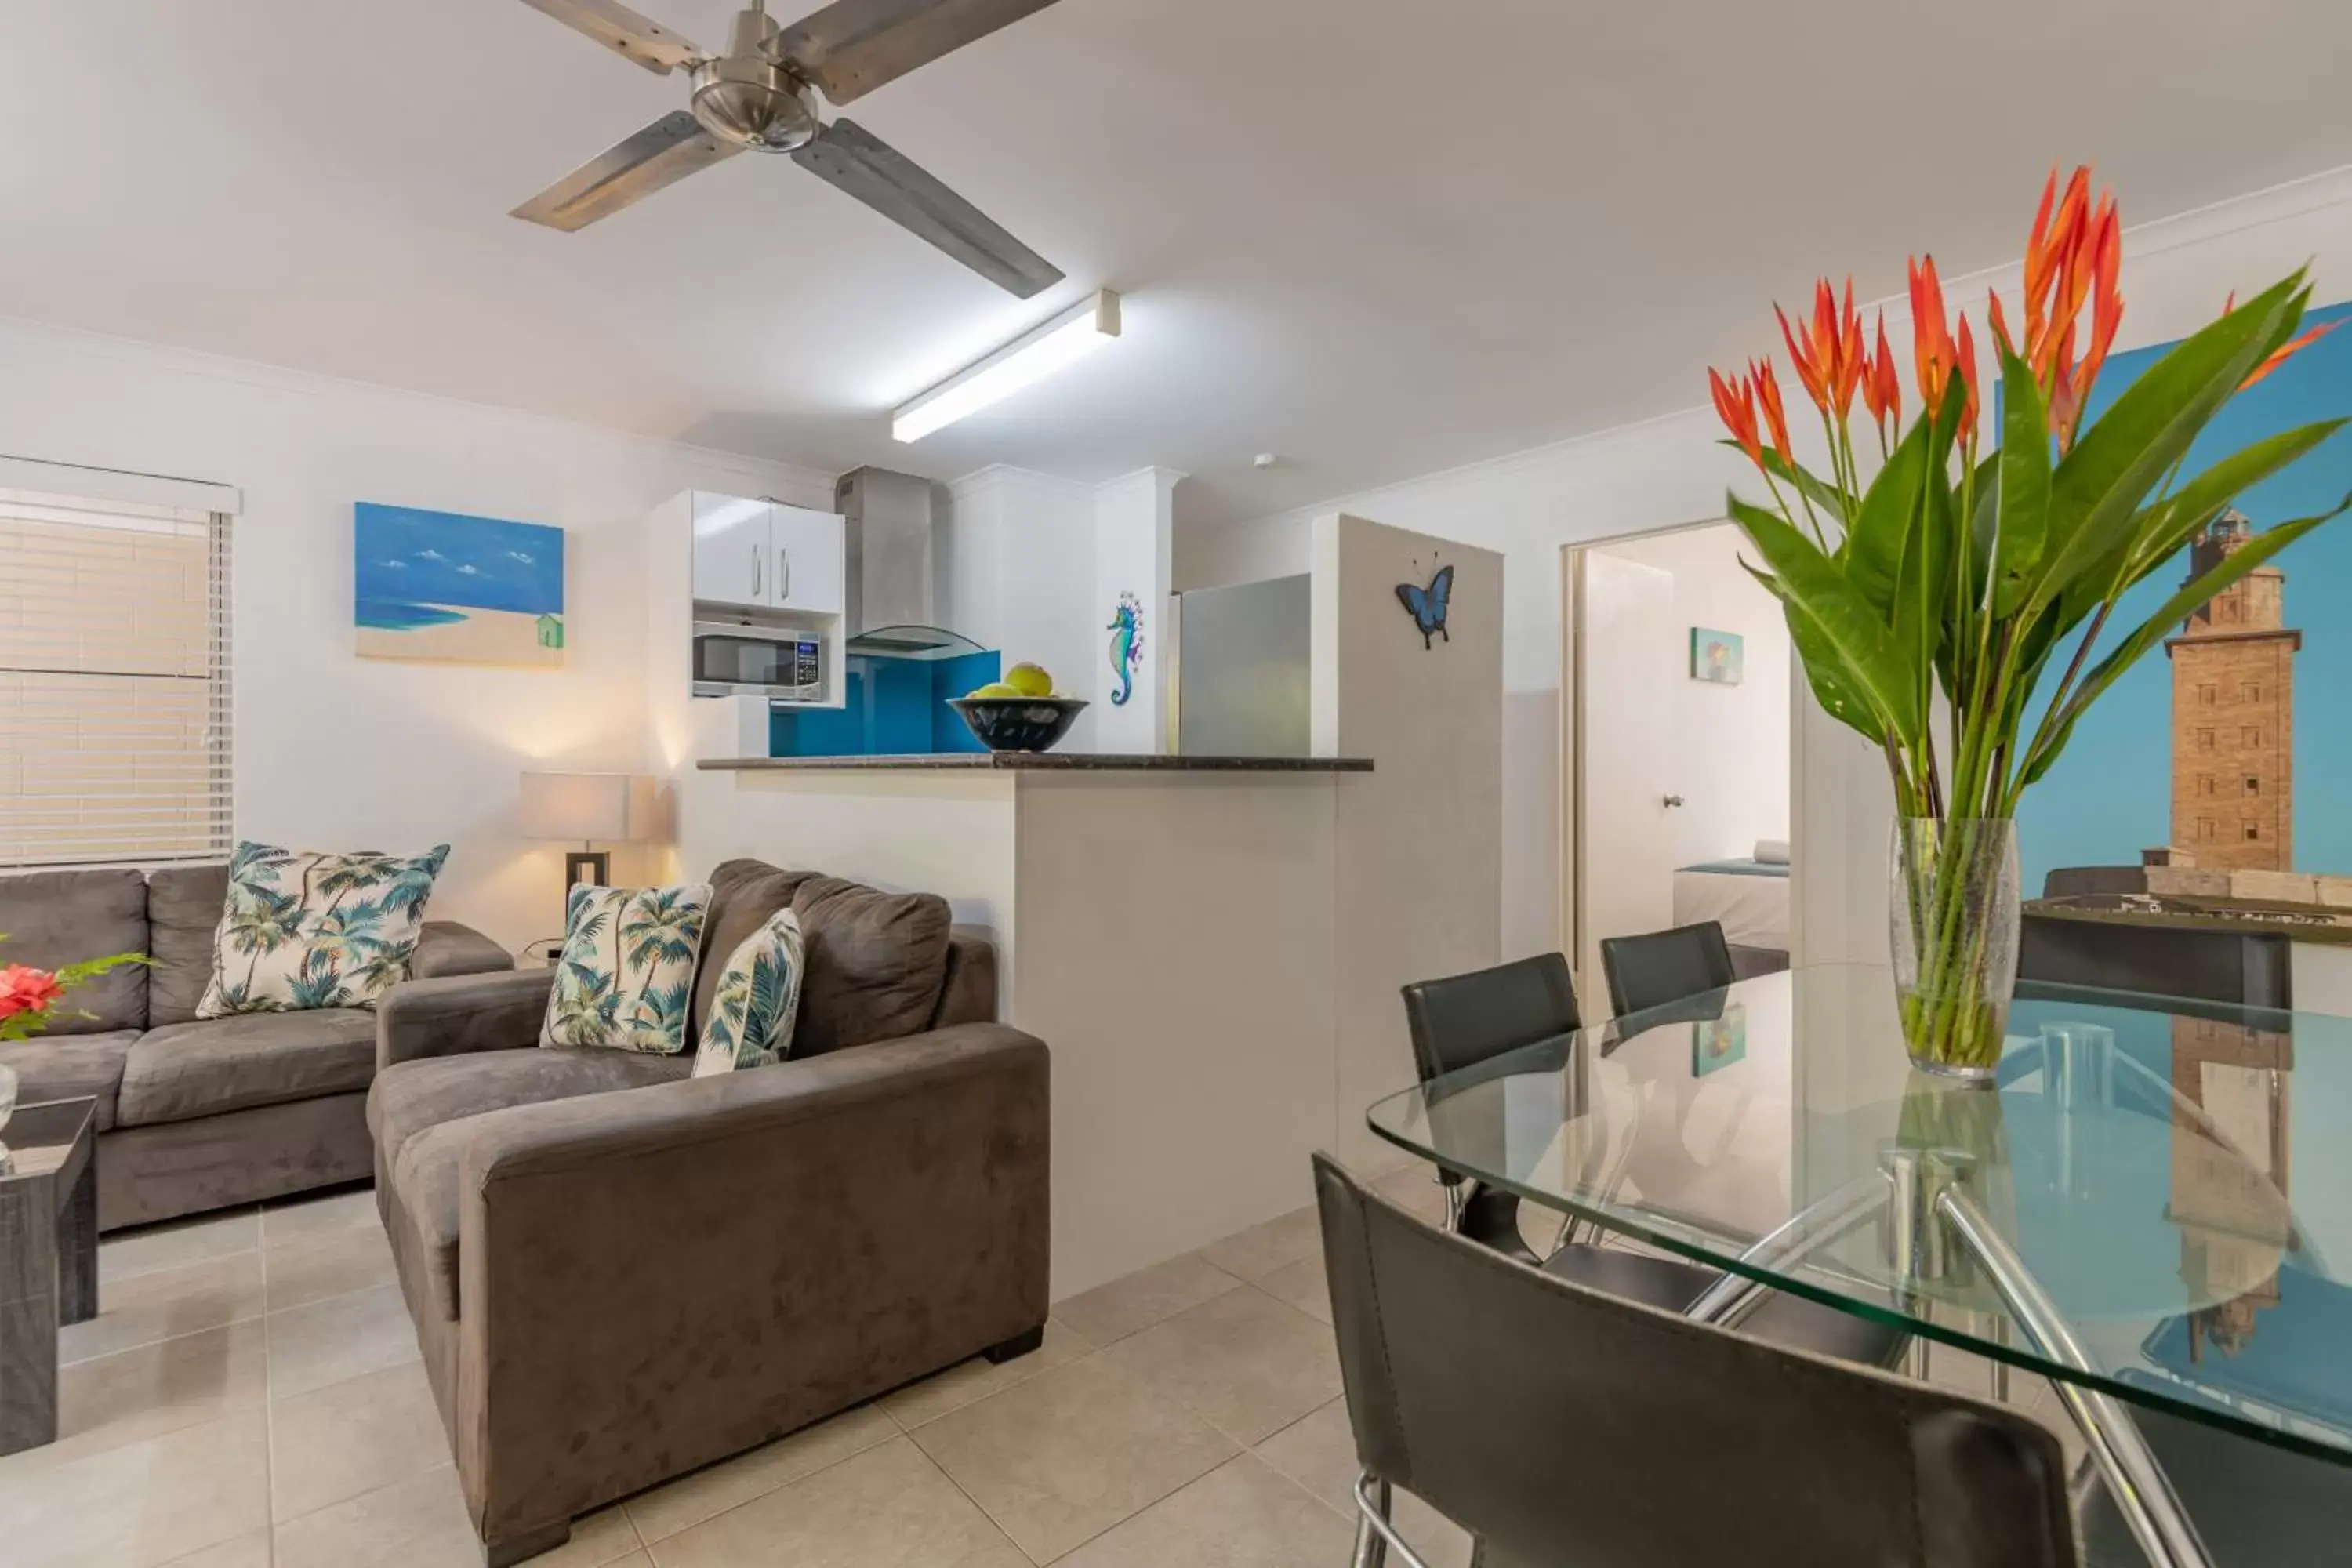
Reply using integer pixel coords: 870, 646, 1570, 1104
691, 493, 774, 608
1576, 551, 1680, 1012
768, 505, 846, 615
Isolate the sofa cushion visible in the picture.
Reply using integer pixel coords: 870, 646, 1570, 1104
539, 883, 710, 1054
0, 1030, 140, 1130
117, 1010, 378, 1127
0, 869, 147, 1033
789, 876, 953, 1055
368, 1046, 693, 1167
147, 863, 231, 1026
198, 840, 452, 1017
373, 1047, 694, 1322
691, 861, 816, 1047
693, 910, 807, 1077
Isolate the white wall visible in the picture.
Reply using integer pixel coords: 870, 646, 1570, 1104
1178, 165, 2352, 967
1589, 524, 1791, 867
1091, 469, 1178, 753
0, 314, 829, 953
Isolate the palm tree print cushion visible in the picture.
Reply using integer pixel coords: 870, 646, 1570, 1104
198, 840, 452, 1017
691, 909, 805, 1077
539, 882, 710, 1054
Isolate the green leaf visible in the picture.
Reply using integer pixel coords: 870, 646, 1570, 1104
2021, 495, 2352, 787
1841, 419, 1928, 622
2033, 271, 2307, 614
1729, 494, 1922, 740
1745, 564, 1886, 744
1991, 343, 2053, 619
1746, 446, 1851, 530
2128, 419, 2347, 584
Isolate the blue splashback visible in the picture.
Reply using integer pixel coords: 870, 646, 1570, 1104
770, 649, 1001, 757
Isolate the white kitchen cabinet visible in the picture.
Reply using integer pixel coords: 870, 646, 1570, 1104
690, 495, 845, 615
768, 503, 846, 615
691, 493, 776, 609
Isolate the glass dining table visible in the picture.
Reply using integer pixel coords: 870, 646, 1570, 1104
1366, 963, 2352, 1568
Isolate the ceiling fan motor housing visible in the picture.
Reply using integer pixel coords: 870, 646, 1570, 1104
690, 7, 818, 152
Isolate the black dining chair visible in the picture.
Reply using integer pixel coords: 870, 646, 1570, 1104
1399, 953, 1904, 1367
1600, 920, 1737, 1019
2019, 913, 2292, 1009
1314, 1154, 2078, 1568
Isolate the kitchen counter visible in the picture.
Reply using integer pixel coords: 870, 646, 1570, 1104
698, 753, 1373, 772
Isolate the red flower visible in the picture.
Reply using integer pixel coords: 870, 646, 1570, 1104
1710, 365, 1763, 466
2236, 316, 2339, 393
1777, 278, 1866, 418
1751, 358, 1792, 463
0, 964, 62, 1022
1909, 255, 1960, 418
1954, 312, 1980, 445
2000, 166, 2125, 448
1861, 311, 1903, 437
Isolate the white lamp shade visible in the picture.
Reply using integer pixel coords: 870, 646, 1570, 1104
517, 772, 653, 842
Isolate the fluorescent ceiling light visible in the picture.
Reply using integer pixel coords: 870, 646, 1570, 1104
893, 290, 1121, 443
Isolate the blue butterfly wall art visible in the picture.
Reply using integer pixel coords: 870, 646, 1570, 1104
1395, 561, 1454, 650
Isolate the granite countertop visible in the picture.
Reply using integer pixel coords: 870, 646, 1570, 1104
699, 753, 1374, 773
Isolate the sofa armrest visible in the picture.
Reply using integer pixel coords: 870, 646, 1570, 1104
412, 920, 515, 980
450, 1023, 1049, 1543
377, 967, 555, 1071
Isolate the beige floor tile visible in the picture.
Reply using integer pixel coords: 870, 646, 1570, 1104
1254, 1253, 1333, 1325
265, 1280, 420, 1399
648, 1436, 1025, 1568
531, 1505, 646, 1567
880, 1318, 1091, 1430
272, 1465, 477, 1568
158, 1530, 272, 1567
1104, 1284, 1341, 1443
1254, 1399, 1475, 1568
100, 1208, 260, 1283
0, 1407, 269, 1568
60, 1250, 266, 1365
1196, 1205, 1323, 1283
45, 1317, 269, 1463
909, 1353, 1237, 1563
1056, 1451, 1354, 1566
622, 1402, 898, 1544
270, 1360, 451, 1521
261, 1185, 379, 1249
263, 1223, 398, 1313
1054, 1253, 1241, 1346
604, 1556, 652, 1568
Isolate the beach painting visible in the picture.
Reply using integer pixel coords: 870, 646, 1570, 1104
355, 503, 564, 667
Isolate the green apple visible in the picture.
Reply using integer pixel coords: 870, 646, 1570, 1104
1004, 662, 1054, 698
968, 682, 1021, 699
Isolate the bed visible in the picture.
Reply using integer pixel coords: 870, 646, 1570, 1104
1674, 848, 1790, 975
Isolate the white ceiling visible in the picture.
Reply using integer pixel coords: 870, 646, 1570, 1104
7, 1, 2351, 523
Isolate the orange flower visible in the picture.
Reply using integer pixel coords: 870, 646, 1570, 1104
1861, 311, 1903, 437
1777, 278, 1866, 418
1751, 358, 1792, 463
1909, 255, 1961, 418
1953, 313, 1979, 445
2007, 166, 2125, 447
1710, 365, 1763, 466
2237, 317, 2339, 393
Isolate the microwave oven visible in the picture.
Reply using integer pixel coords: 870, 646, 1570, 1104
692, 622, 825, 701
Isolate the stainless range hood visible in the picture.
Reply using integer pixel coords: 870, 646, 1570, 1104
834, 466, 978, 659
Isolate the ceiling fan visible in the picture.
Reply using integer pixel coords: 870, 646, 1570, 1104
508, 0, 1068, 297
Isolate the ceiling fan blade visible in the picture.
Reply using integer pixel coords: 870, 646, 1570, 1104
513, 0, 708, 74
772, 0, 1063, 105
791, 118, 1063, 298
512, 111, 742, 231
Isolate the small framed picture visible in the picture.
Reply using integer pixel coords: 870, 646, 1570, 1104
1691, 627, 1744, 684
1693, 1003, 1748, 1076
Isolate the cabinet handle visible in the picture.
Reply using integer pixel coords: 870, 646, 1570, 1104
778, 547, 790, 602
752, 543, 762, 598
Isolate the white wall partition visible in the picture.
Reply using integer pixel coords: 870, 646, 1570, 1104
1091, 468, 1180, 753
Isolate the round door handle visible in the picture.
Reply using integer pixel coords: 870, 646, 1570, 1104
1663, 795, 1686, 808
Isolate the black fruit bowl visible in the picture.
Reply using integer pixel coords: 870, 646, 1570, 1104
947, 696, 1089, 753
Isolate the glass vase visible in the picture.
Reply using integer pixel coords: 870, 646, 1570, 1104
1889, 818, 2020, 1083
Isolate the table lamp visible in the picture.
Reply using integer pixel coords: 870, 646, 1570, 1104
518, 771, 654, 918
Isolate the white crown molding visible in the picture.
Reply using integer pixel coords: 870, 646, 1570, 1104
946, 463, 1098, 502
0, 310, 838, 491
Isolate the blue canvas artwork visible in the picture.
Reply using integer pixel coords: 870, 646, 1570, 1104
354, 503, 565, 666
2016, 299, 2352, 912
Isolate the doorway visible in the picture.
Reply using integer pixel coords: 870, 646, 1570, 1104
1562, 521, 1796, 1012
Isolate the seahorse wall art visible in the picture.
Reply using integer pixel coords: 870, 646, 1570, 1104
1107, 591, 1145, 706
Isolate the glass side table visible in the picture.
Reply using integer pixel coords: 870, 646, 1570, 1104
0, 1097, 98, 1455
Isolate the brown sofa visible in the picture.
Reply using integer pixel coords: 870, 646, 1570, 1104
0, 863, 510, 1229
366, 860, 1051, 1566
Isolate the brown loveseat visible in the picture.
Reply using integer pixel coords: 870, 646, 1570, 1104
365, 859, 1051, 1566
0, 863, 510, 1229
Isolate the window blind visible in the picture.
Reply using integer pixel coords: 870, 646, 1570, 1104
0, 485, 232, 867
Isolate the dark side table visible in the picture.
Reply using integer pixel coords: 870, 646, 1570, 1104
0, 1097, 98, 1455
